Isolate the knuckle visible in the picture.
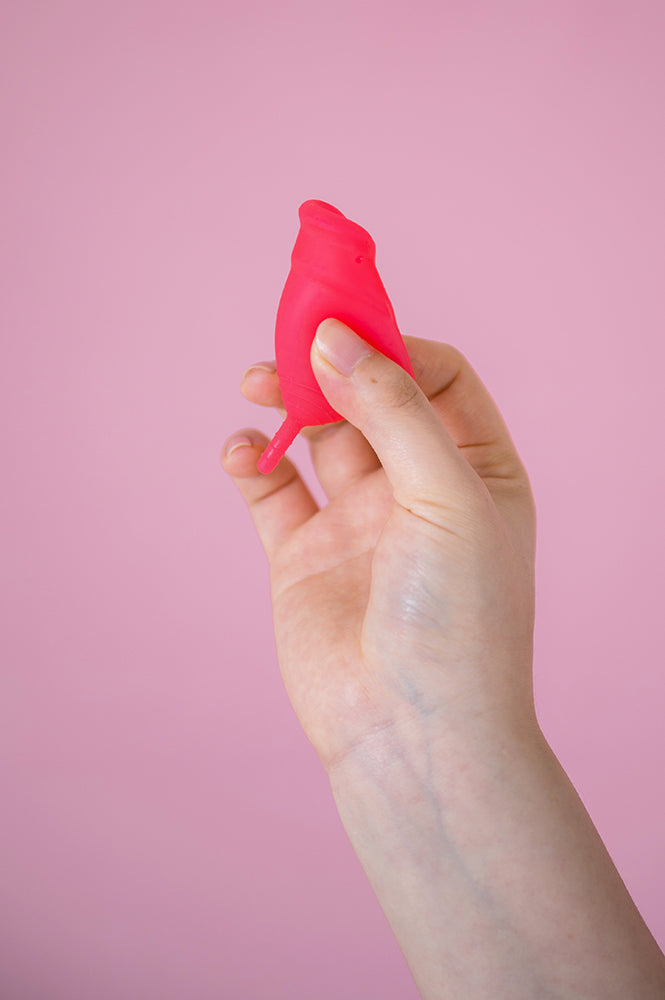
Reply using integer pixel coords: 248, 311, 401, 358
388, 374, 422, 411
441, 342, 468, 366
438, 343, 469, 386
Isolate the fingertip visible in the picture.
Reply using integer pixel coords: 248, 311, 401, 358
241, 367, 283, 409
312, 318, 374, 377
221, 433, 260, 475
220, 430, 319, 559
241, 362, 278, 383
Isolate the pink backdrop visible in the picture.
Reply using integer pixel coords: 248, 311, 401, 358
1, 2, 663, 997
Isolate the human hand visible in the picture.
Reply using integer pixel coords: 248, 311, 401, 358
222, 320, 665, 1000
222, 318, 537, 773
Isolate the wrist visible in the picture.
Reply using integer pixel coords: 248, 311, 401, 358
327, 708, 665, 1000
326, 714, 549, 998
325, 675, 542, 793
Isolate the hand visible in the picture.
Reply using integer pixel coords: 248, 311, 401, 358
222, 319, 665, 1000
222, 318, 537, 772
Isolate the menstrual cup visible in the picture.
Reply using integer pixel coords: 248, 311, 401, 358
257, 200, 415, 475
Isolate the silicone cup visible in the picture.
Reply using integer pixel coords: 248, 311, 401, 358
256, 200, 415, 474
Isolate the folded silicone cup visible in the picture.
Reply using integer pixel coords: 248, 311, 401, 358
257, 200, 415, 474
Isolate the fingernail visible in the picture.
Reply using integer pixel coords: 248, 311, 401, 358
224, 434, 254, 458
242, 361, 277, 380
314, 319, 374, 376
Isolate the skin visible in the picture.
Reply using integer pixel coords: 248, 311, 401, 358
221, 318, 665, 999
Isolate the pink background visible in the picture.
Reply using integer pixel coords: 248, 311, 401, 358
1, 2, 664, 997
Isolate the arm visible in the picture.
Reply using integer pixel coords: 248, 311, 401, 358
223, 317, 665, 998
329, 716, 665, 999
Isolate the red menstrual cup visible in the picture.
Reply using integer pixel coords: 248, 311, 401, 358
257, 200, 415, 475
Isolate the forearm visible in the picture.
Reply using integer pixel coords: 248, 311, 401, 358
327, 712, 665, 1000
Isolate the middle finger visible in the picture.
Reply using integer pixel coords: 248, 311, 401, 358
241, 365, 380, 499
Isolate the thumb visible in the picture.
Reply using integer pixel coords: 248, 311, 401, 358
311, 318, 485, 524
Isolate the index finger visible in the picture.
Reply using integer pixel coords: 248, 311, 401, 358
405, 336, 530, 486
